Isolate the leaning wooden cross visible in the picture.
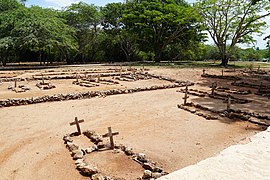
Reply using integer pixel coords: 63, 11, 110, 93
211, 82, 217, 95
70, 117, 85, 135
183, 85, 189, 105
102, 127, 119, 149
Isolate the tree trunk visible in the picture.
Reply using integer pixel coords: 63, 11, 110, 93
221, 57, 229, 66
154, 49, 162, 62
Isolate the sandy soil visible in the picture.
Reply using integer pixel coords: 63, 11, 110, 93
0, 66, 268, 179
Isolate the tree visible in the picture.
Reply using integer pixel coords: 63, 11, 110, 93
0, 6, 77, 65
196, 0, 270, 66
122, 0, 203, 62
101, 2, 139, 61
64, 2, 101, 63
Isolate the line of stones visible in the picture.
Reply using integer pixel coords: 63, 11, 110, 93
63, 130, 167, 180
177, 88, 252, 104
0, 82, 192, 108
201, 73, 242, 81
178, 102, 270, 126
0, 72, 132, 82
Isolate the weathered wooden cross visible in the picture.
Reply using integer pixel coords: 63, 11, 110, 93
211, 82, 217, 95
76, 73, 79, 82
42, 74, 45, 85
70, 117, 85, 135
14, 79, 17, 88
183, 85, 189, 105
102, 127, 119, 149
97, 74, 100, 83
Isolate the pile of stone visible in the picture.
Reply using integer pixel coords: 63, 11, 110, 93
178, 88, 252, 104
36, 82, 56, 90
8, 85, 30, 93
232, 81, 268, 89
216, 86, 251, 95
178, 102, 270, 126
201, 73, 241, 81
178, 104, 218, 120
63, 130, 167, 179
0, 82, 192, 108
146, 73, 195, 86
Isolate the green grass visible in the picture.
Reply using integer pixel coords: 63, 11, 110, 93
130, 60, 270, 69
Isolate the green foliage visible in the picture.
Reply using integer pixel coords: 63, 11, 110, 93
196, 0, 270, 65
122, 0, 204, 62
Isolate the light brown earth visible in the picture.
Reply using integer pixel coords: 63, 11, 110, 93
0, 66, 269, 180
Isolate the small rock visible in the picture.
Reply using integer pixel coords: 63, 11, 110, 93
97, 142, 105, 149
73, 150, 84, 160
142, 170, 152, 179
92, 174, 105, 180
75, 159, 84, 165
85, 148, 93, 154
151, 172, 162, 178
142, 163, 155, 171
124, 147, 134, 156
153, 166, 163, 173
67, 143, 79, 152
137, 153, 147, 162
77, 163, 98, 176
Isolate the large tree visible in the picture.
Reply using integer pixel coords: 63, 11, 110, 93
122, 0, 203, 62
196, 0, 270, 66
0, 5, 77, 65
64, 2, 101, 62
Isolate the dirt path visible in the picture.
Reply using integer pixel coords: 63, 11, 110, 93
0, 66, 267, 179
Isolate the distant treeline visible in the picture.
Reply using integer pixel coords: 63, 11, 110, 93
0, 0, 269, 66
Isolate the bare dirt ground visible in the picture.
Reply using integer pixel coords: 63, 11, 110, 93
0, 65, 269, 180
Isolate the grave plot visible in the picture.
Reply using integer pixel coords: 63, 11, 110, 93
201, 69, 241, 81
7, 79, 30, 93
63, 117, 167, 179
177, 85, 252, 104
36, 75, 56, 90
177, 86, 270, 126
232, 81, 270, 98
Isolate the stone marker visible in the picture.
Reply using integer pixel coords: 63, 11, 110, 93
183, 85, 189, 105
70, 117, 85, 135
102, 127, 119, 149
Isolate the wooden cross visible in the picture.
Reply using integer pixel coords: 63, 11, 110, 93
97, 74, 100, 83
102, 127, 119, 149
182, 85, 189, 105
76, 73, 79, 82
259, 82, 263, 92
227, 96, 231, 111
42, 74, 45, 85
211, 82, 217, 95
70, 117, 85, 135
14, 79, 17, 88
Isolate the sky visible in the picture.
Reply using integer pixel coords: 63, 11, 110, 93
25, 0, 269, 49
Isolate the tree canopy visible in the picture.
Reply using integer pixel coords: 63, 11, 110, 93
196, 0, 270, 65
